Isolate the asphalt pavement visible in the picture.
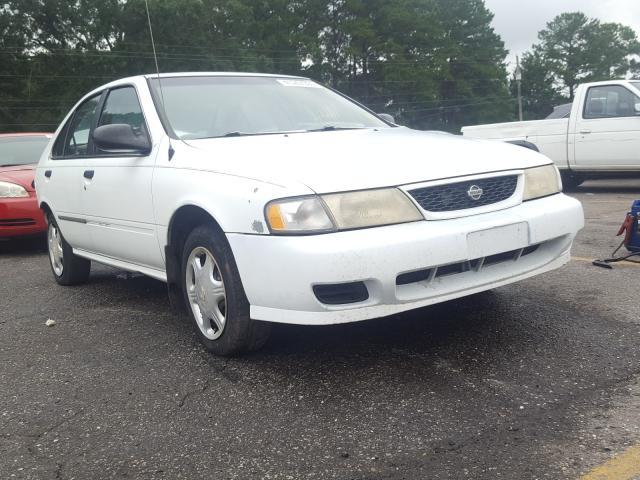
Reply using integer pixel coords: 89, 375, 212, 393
1, 179, 640, 480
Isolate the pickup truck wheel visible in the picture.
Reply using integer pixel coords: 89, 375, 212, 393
181, 224, 271, 356
46, 215, 91, 286
560, 172, 584, 190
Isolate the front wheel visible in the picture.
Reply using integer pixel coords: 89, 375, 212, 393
47, 215, 91, 285
181, 224, 270, 356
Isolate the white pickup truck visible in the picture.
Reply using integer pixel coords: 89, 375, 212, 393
462, 80, 640, 188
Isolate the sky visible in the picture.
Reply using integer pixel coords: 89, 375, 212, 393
483, 0, 640, 67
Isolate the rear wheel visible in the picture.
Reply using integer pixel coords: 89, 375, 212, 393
181, 224, 270, 356
47, 215, 91, 285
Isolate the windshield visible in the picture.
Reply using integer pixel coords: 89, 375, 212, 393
149, 76, 388, 140
632, 82, 640, 92
0, 136, 50, 167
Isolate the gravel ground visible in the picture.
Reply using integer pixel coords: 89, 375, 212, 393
1, 179, 639, 480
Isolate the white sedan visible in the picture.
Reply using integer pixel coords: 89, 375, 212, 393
36, 73, 584, 355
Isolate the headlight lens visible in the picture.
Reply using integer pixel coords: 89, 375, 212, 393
322, 188, 422, 229
266, 196, 334, 233
265, 188, 423, 234
523, 164, 562, 201
0, 181, 29, 198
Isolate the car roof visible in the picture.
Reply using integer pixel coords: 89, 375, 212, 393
102, 71, 306, 87
582, 79, 636, 87
143, 72, 306, 80
98, 71, 307, 89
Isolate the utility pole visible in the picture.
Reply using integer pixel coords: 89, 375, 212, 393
515, 56, 523, 121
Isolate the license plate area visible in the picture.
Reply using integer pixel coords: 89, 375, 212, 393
467, 222, 529, 259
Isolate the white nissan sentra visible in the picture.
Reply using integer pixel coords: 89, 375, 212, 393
36, 72, 584, 355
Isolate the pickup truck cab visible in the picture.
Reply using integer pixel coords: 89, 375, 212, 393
462, 80, 640, 188
36, 72, 584, 356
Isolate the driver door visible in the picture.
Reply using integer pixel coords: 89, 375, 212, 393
80, 85, 164, 270
573, 84, 640, 169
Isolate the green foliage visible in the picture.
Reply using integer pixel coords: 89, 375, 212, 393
518, 12, 640, 119
1, 0, 512, 133
509, 51, 565, 120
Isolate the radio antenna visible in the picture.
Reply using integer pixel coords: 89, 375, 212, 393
144, 0, 165, 105
144, 0, 174, 160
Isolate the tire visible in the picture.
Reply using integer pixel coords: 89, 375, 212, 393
181, 224, 271, 356
46, 214, 91, 286
560, 171, 584, 190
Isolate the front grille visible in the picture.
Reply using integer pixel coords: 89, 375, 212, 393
0, 218, 36, 227
408, 175, 518, 212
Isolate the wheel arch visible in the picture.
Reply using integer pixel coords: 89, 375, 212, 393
39, 201, 53, 219
164, 204, 226, 309
167, 204, 225, 255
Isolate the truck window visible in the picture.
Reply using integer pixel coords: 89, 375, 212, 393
583, 85, 640, 119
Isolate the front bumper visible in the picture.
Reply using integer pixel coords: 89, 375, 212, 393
228, 194, 584, 325
0, 193, 47, 239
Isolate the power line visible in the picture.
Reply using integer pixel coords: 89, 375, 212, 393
0, 47, 510, 67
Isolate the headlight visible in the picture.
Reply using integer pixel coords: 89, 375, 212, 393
265, 188, 423, 234
322, 188, 422, 229
523, 164, 562, 201
266, 197, 334, 233
0, 181, 29, 198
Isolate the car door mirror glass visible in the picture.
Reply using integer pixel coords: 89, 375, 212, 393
93, 124, 151, 154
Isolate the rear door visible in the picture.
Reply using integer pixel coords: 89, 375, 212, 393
42, 93, 103, 250
80, 85, 163, 270
573, 84, 640, 170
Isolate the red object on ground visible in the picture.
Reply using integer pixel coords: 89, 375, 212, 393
0, 133, 52, 239
616, 213, 635, 246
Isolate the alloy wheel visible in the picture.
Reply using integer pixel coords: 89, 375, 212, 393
186, 246, 227, 340
48, 222, 64, 277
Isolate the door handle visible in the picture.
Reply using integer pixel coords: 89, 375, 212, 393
44, 170, 52, 178
83, 170, 95, 179
579, 130, 591, 135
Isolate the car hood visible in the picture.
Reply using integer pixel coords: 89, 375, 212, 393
184, 127, 550, 193
0, 164, 36, 192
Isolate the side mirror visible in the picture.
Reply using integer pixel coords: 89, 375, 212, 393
93, 124, 151, 154
378, 113, 396, 124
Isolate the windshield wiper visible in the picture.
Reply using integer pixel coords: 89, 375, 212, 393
218, 131, 286, 138
213, 127, 363, 138
306, 126, 365, 133
221, 131, 250, 137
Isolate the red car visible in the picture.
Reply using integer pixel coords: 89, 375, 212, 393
0, 133, 52, 239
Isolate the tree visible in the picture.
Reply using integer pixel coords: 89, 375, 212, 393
534, 12, 640, 100
510, 50, 564, 120
1, 0, 515, 133
425, 0, 513, 130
